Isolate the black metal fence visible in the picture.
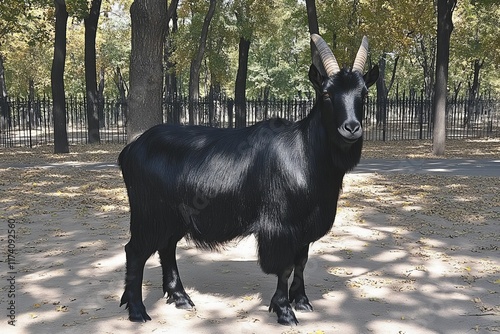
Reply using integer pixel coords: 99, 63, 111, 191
0, 96, 128, 147
1, 94, 499, 147
363, 93, 500, 141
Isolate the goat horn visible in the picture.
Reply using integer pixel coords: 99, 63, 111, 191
311, 34, 340, 77
352, 36, 369, 73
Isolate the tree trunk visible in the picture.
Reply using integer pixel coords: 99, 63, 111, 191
376, 56, 387, 127
29, 78, 40, 128
188, 0, 216, 125
432, 0, 456, 156
471, 59, 483, 100
116, 66, 127, 124
84, 0, 101, 143
127, 0, 167, 142
305, 0, 319, 34
375, 53, 399, 128
51, 0, 69, 154
0, 54, 11, 130
387, 55, 399, 93
305, 0, 320, 60
466, 58, 483, 126
416, 37, 436, 101
234, 36, 251, 128
164, 0, 179, 123
98, 67, 105, 128
208, 83, 216, 127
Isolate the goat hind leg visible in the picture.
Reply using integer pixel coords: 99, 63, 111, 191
289, 245, 313, 311
120, 242, 152, 322
269, 266, 298, 325
159, 240, 194, 309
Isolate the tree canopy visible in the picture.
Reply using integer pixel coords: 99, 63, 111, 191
1, 0, 499, 99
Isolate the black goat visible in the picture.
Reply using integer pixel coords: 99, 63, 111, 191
119, 34, 379, 325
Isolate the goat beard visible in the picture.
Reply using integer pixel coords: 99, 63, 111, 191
330, 137, 363, 171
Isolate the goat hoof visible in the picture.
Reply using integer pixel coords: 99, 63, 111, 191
167, 292, 195, 309
276, 310, 299, 326
269, 302, 299, 325
124, 302, 151, 322
129, 312, 152, 322
295, 301, 313, 312
294, 297, 313, 312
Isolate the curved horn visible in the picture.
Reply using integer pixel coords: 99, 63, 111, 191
352, 36, 369, 73
311, 34, 340, 76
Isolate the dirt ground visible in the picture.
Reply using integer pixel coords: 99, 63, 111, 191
0, 139, 499, 334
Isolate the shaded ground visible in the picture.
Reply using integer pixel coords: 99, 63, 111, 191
0, 139, 499, 334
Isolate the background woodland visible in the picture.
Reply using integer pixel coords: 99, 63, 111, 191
1, 0, 499, 100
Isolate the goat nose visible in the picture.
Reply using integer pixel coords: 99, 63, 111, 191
338, 120, 362, 142
343, 121, 361, 134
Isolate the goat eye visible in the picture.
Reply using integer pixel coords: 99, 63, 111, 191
322, 92, 330, 100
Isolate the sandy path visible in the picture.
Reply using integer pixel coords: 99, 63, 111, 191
0, 141, 499, 334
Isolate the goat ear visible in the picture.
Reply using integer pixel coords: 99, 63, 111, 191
364, 65, 379, 88
309, 64, 325, 92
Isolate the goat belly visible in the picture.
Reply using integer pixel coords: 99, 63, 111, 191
178, 191, 259, 247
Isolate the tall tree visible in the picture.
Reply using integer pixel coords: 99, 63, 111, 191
233, 0, 275, 128
0, 54, 10, 128
375, 53, 399, 127
246, 2, 310, 100
234, 36, 250, 128
432, 0, 457, 156
127, 0, 167, 142
305, 0, 319, 63
164, 0, 180, 123
1, 2, 52, 127
305, 0, 319, 35
358, 0, 434, 125
188, 0, 217, 125
414, 35, 437, 100
52, 0, 69, 154
451, 0, 500, 125
84, 0, 102, 143
234, 1, 251, 128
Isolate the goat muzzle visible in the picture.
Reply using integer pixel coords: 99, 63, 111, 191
338, 120, 363, 143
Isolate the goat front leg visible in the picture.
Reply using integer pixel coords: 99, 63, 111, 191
269, 266, 298, 325
289, 244, 313, 311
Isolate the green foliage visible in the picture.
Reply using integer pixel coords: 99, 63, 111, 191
451, 0, 500, 95
172, 0, 212, 75
0, 1, 31, 41
96, 2, 131, 96
1, 0, 499, 99
246, 0, 311, 98
1, 0, 131, 97
206, 0, 237, 89
1, 5, 53, 95
66, 0, 92, 18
